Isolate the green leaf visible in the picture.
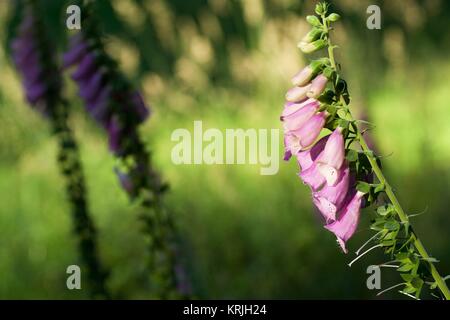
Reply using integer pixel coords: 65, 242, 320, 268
356, 181, 371, 194
403, 285, 416, 294
346, 149, 358, 162
400, 273, 414, 282
377, 205, 393, 216
381, 239, 395, 247
373, 183, 385, 194
411, 277, 424, 289
384, 220, 400, 231
397, 263, 414, 272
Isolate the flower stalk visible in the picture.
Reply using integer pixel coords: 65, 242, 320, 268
11, 0, 109, 298
285, 2, 450, 299
62, 0, 189, 298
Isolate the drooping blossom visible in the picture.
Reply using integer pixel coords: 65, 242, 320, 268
313, 165, 350, 222
324, 191, 364, 253
282, 69, 363, 253
307, 74, 328, 99
63, 33, 150, 156
316, 127, 346, 186
11, 11, 60, 115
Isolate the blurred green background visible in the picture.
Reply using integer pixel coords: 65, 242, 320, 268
0, 0, 449, 299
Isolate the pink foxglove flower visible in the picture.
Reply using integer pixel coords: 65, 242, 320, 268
281, 99, 320, 132
324, 191, 364, 253
313, 165, 351, 222
307, 74, 328, 99
317, 127, 345, 186
295, 135, 329, 168
285, 84, 311, 102
299, 162, 326, 191
288, 112, 327, 149
291, 65, 314, 86
283, 113, 326, 158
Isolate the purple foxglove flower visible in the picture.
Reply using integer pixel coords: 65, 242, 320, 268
317, 127, 345, 186
298, 162, 326, 191
72, 52, 97, 81
282, 99, 319, 132
63, 36, 88, 68
11, 12, 51, 110
307, 74, 328, 99
130, 91, 150, 122
108, 117, 123, 154
313, 165, 350, 222
295, 134, 329, 168
324, 190, 364, 253
25, 81, 47, 104
86, 85, 112, 127
285, 84, 311, 102
291, 66, 313, 86
288, 112, 327, 149
79, 70, 104, 103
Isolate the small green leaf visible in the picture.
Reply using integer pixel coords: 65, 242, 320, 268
373, 183, 385, 194
400, 274, 414, 282
346, 149, 358, 162
356, 181, 371, 194
384, 220, 400, 231
411, 277, 424, 289
403, 285, 416, 294
397, 263, 414, 272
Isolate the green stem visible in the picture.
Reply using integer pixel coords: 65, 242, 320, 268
323, 16, 450, 300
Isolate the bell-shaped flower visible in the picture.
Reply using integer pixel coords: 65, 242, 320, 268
317, 127, 345, 186
63, 35, 88, 68
296, 134, 329, 169
285, 84, 311, 102
291, 66, 313, 86
298, 162, 326, 191
313, 165, 351, 222
282, 99, 319, 132
324, 190, 364, 253
307, 74, 328, 99
289, 112, 327, 150
72, 52, 97, 81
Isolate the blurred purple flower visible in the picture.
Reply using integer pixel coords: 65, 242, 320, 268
63, 33, 151, 154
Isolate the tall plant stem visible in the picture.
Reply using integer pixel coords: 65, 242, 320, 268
51, 104, 110, 298
323, 17, 450, 300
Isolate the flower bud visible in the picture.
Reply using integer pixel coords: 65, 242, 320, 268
327, 13, 340, 22
306, 15, 321, 27
307, 74, 328, 98
298, 39, 327, 54
291, 66, 313, 86
285, 84, 311, 102
300, 28, 322, 44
